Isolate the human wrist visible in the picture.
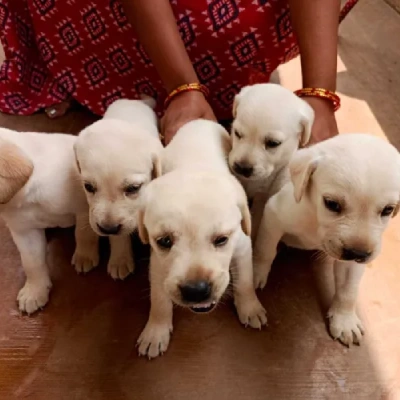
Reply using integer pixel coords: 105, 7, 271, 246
164, 83, 209, 109
295, 87, 340, 112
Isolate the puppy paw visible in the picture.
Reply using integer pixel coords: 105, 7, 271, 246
235, 295, 267, 329
253, 261, 271, 290
17, 281, 52, 315
107, 256, 134, 280
137, 322, 173, 359
72, 246, 99, 274
328, 308, 364, 346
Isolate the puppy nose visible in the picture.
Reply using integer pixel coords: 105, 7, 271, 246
233, 162, 253, 178
97, 223, 122, 235
341, 248, 372, 262
179, 280, 212, 303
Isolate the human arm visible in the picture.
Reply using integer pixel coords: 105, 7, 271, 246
119, 0, 216, 143
289, 0, 341, 144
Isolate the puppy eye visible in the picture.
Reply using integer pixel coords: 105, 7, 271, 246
124, 184, 142, 195
156, 235, 173, 250
213, 235, 229, 247
234, 130, 242, 139
265, 139, 281, 149
323, 197, 342, 214
381, 205, 395, 217
84, 182, 96, 194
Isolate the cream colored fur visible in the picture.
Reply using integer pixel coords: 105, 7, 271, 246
0, 128, 98, 314
74, 99, 162, 280
136, 119, 266, 359
229, 83, 314, 241
253, 133, 400, 346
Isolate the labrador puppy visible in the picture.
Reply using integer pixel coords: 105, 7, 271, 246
74, 99, 162, 279
0, 128, 98, 314
136, 120, 267, 359
253, 133, 400, 345
229, 83, 314, 240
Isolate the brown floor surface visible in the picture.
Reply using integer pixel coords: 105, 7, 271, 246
1, 1, 400, 399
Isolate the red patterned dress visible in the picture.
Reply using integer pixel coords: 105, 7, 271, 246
0, 0, 356, 120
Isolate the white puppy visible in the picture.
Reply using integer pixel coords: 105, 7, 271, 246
229, 83, 314, 239
253, 133, 400, 345
0, 128, 99, 314
74, 99, 163, 279
136, 120, 267, 359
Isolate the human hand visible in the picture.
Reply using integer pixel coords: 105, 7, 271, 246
304, 97, 339, 145
161, 90, 216, 144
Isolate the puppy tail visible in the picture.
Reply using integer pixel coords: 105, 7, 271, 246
139, 94, 157, 110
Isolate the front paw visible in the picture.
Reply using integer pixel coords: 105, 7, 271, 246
72, 246, 99, 274
253, 260, 271, 290
328, 308, 364, 346
17, 281, 52, 315
107, 255, 134, 280
137, 321, 173, 359
235, 295, 267, 329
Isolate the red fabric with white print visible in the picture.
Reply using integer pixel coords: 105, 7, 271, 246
0, 0, 357, 120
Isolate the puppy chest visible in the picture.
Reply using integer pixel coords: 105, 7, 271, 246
281, 233, 321, 251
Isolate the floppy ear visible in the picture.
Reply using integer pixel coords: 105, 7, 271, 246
232, 86, 252, 119
0, 140, 34, 204
231, 177, 251, 236
393, 203, 400, 218
289, 148, 320, 203
232, 94, 240, 119
73, 141, 81, 173
298, 100, 315, 147
151, 153, 162, 179
137, 207, 149, 244
140, 93, 157, 109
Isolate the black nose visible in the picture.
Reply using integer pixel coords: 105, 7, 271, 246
179, 280, 212, 303
341, 248, 372, 262
233, 162, 253, 178
97, 223, 122, 235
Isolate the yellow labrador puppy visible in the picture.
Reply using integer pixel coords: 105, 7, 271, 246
74, 98, 162, 279
137, 120, 267, 359
254, 133, 400, 345
229, 83, 314, 240
0, 128, 98, 314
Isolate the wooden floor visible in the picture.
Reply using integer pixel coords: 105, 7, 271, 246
1, 1, 400, 399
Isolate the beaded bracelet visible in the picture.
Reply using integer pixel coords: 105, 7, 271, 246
294, 88, 341, 112
164, 82, 209, 109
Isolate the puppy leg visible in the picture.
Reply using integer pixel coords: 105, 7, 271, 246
107, 235, 135, 280
253, 205, 283, 289
11, 229, 52, 314
232, 233, 267, 329
72, 213, 99, 274
137, 257, 173, 359
327, 260, 365, 346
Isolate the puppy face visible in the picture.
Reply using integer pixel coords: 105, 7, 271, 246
229, 84, 314, 182
74, 119, 162, 236
0, 138, 34, 206
138, 172, 251, 313
290, 134, 400, 263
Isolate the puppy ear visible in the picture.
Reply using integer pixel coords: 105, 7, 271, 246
231, 177, 251, 236
151, 154, 162, 179
140, 94, 157, 110
0, 140, 34, 204
298, 100, 315, 147
73, 141, 81, 173
232, 93, 240, 119
137, 207, 149, 244
239, 200, 252, 236
393, 203, 400, 218
289, 148, 320, 203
